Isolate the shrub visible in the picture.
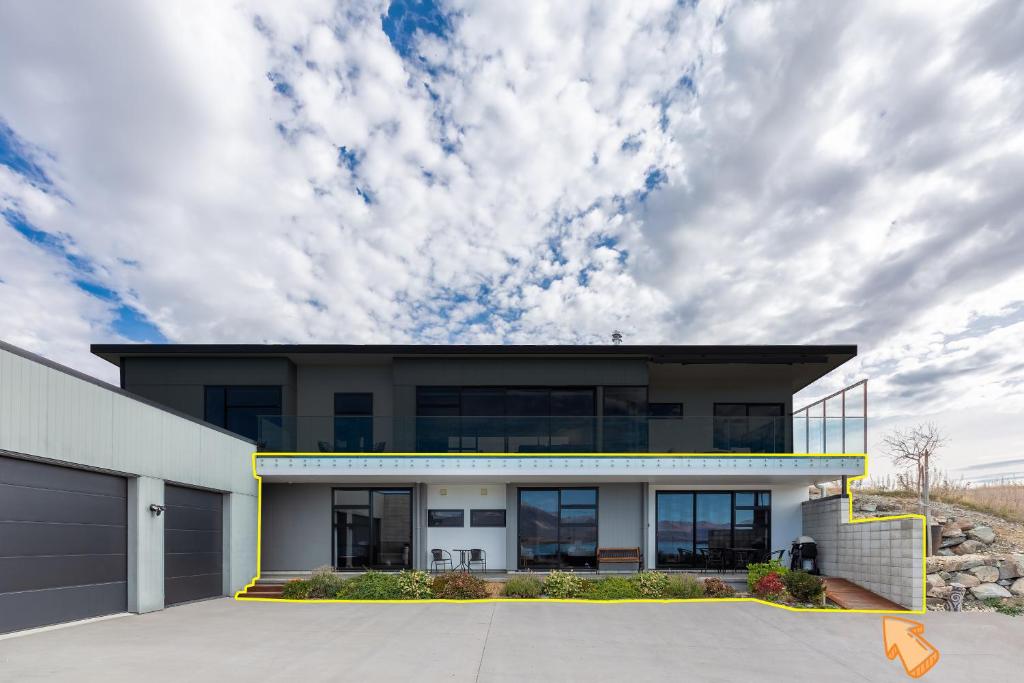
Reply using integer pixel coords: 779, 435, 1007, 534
306, 565, 348, 599
984, 597, 1024, 616
783, 571, 825, 605
664, 574, 705, 599
280, 579, 310, 600
632, 571, 670, 598
753, 572, 786, 601
335, 570, 404, 600
747, 560, 789, 592
702, 577, 736, 598
397, 570, 434, 599
431, 571, 488, 599
587, 576, 640, 600
502, 574, 543, 598
543, 570, 589, 599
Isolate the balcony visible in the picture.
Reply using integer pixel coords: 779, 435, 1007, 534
255, 415, 865, 454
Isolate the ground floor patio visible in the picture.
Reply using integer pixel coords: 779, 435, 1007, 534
1, 597, 1018, 681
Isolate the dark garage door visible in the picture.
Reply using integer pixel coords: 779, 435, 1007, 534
0, 455, 127, 634
164, 484, 223, 606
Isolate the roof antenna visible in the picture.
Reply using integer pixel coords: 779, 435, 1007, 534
611, 330, 623, 345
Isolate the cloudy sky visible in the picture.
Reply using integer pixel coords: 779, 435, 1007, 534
1, 0, 1022, 479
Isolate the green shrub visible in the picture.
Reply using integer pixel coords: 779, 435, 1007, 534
306, 565, 348, 599
782, 571, 825, 605
587, 576, 640, 600
664, 574, 705, 599
502, 574, 543, 598
542, 570, 589, 599
335, 570, 405, 600
431, 571, 489, 599
752, 572, 786, 601
396, 570, 434, 599
280, 579, 310, 599
632, 571, 670, 598
747, 560, 788, 592
702, 577, 736, 598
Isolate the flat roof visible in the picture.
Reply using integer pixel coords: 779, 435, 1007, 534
92, 343, 857, 392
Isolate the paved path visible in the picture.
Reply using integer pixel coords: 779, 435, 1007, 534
0, 598, 1019, 682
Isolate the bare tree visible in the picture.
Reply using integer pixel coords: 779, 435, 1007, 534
883, 423, 947, 528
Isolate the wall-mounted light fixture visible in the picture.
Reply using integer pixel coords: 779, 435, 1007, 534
149, 504, 165, 516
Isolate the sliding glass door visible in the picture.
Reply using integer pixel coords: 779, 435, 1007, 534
518, 488, 598, 569
655, 491, 771, 569
333, 488, 412, 570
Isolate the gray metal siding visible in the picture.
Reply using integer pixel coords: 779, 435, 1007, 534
597, 483, 644, 549
0, 455, 127, 634
164, 485, 223, 605
261, 484, 333, 571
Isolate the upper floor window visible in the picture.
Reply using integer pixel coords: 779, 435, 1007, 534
204, 386, 281, 441
603, 387, 648, 452
713, 403, 785, 452
334, 393, 373, 452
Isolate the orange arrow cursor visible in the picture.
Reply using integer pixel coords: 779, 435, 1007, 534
882, 617, 940, 678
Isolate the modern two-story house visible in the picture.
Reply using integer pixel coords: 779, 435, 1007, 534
89, 344, 875, 579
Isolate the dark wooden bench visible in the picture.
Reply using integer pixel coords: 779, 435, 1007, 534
596, 547, 642, 573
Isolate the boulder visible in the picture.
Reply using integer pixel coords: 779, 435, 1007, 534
926, 554, 988, 573
926, 574, 946, 593
966, 526, 996, 544
940, 535, 966, 548
936, 548, 955, 557
998, 555, 1024, 580
949, 572, 981, 587
859, 502, 877, 513
928, 586, 953, 600
952, 540, 986, 555
1011, 578, 1024, 597
970, 583, 1012, 600
968, 565, 1000, 583
958, 521, 975, 532
941, 524, 962, 538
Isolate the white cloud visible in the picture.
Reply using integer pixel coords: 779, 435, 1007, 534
0, 0, 1022, 474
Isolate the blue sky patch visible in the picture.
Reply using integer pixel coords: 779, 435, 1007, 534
0, 119, 52, 188
381, 0, 452, 60
111, 305, 167, 343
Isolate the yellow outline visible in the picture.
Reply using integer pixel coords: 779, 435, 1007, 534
235, 451, 927, 614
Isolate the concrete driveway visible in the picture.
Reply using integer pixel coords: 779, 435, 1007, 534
0, 599, 1019, 682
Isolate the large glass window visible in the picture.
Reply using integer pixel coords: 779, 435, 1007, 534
415, 387, 596, 452
334, 392, 373, 452
204, 386, 281, 440
656, 491, 771, 569
713, 403, 785, 452
518, 488, 598, 569
333, 488, 412, 570
603, 386, 648, 452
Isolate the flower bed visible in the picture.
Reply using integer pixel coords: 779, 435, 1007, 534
275, 569, 765, 601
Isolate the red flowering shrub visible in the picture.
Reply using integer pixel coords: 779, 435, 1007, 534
753, 572, 786, 601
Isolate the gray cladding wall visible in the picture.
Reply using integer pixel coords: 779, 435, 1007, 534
261, 483, 333, 571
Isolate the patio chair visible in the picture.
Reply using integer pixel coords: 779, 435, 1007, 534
704, 547, 728, 573
430, 548, 453, 573
467, 548, 486, 572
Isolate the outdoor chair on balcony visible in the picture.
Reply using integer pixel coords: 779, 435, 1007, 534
467, 548, 486, 572
430, 549, 454, 573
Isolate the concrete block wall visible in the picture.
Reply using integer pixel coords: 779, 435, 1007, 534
802, 496, 923, 609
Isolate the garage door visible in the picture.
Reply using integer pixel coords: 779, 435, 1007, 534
0, 455, 127, 634
164, 484, 223, 606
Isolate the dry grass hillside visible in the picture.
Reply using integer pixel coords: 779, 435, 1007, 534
853, 476, 1024, 523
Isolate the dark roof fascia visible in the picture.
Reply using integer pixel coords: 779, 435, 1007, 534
91, 343, 856, 365
1, 340, 255, 444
